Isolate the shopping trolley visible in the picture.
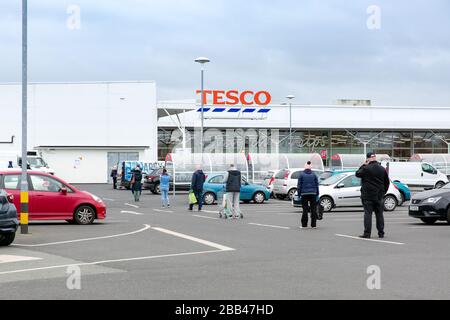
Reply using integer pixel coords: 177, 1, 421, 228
217, 186, 232, 219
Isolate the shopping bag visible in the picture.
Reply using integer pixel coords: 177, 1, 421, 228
188, 191, 198, 204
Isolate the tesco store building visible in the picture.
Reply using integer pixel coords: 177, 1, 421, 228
157, 90, 450, 166
2, 82, 450, 183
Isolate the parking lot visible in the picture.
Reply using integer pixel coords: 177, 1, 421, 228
1, 184, 449, 300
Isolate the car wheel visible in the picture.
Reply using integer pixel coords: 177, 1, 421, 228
447, 207, 450, 224
320, 196, 334, 212
421, 217, 437, 225
74, 205, 96, 225
383, 195, 397, 212
203, 192, 215, 205
155, 184, 161, 194
0, 232, 16, 246
435, 181, 446, 189
253, 191, 266, 204
287, 188, 297, 201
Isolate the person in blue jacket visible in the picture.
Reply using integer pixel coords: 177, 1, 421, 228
160, 168, 171, 208
297, 161, 320, 229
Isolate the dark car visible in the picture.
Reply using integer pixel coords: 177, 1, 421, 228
409, 183, 450, 224
143, 169, 191, 194
143, 168, 163, 193
0, 190, 19, 246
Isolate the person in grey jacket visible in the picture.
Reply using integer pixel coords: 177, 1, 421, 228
297, 161, 320, 229
226, 164, 242, 219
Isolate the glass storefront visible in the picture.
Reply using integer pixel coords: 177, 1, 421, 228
158, 128, 450, 164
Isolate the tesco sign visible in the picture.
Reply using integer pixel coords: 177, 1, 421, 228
196, 90, 272, 106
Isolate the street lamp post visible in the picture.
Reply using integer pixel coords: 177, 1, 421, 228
286, 95, 295, 153
21, 0, 29, 234
194, 57, 210, 154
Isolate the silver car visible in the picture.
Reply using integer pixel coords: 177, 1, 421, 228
292, 172, 402, 212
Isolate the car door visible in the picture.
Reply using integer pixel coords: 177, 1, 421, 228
239, 176, 253, 200
421, 163, 437, 187
333, 175, 361, 207
29, 174, 74, 219
1, 173, 22, 218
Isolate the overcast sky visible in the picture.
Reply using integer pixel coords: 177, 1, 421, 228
1, 0, 450, 106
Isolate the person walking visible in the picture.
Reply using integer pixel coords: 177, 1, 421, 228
110, 165, 118, 189
226, 164, 242, 219
130, 165, 143, 202
189, 165, 206, 211
356, 152, 390, 239
160, 168, 171, 208
297, 161, 320, 229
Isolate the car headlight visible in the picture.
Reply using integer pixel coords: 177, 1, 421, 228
425, 197, 442, 203
90, 193, 103, 203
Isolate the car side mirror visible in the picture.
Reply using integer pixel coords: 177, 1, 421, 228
336, 183, 345, 189
61, 188, 68, 195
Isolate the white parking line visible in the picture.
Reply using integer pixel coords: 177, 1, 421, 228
193, 215, 220, 220
0, 255, 42, 264
153, 209, 174, 213
152, 227, 235, 251
0, 250, 226, 276
333, 217, 412, 221
13, 224, 151, 247
121, 210, 143, 215
201, 210, 220, 214
248, 223, 290, 230
125, 203, 139, 209
335, 234, 405, 245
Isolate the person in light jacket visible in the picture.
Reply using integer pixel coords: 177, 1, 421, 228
226, 164, 242, 219
297, 161, 319, 229
160, 168, 171, 208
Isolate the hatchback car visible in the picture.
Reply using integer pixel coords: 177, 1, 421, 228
293, 171, 402, 212
0, 190, 19, 246
273, 168, 322, 201
0, 170, 106, 225
409, 183, 450, 224
202, 173, 270, 205
319, 169, 411, 206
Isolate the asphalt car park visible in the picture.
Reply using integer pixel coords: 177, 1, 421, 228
1, 184, 450, 299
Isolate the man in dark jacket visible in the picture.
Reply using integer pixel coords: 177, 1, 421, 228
226, 164, 242, 219
297, 161, 320, 229
189, 165, 206, 211
110, 165, 118, 189
356, 152, 390, 239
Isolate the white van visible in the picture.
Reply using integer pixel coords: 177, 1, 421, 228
0, 151, 54, 175
384, 162, 448, 188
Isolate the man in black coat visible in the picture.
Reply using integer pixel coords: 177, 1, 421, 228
226, 164, 242, 219
356, 152, 390, 239
189, 165, 206, 211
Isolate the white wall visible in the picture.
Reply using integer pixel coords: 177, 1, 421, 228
41, 149, 108, 184
0, 81, 158, 159
0, 81, 158, 183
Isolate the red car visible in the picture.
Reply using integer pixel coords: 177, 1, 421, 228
0, 170, 106, 225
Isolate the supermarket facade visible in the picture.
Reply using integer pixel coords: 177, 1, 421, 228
1, 81, 450, 183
